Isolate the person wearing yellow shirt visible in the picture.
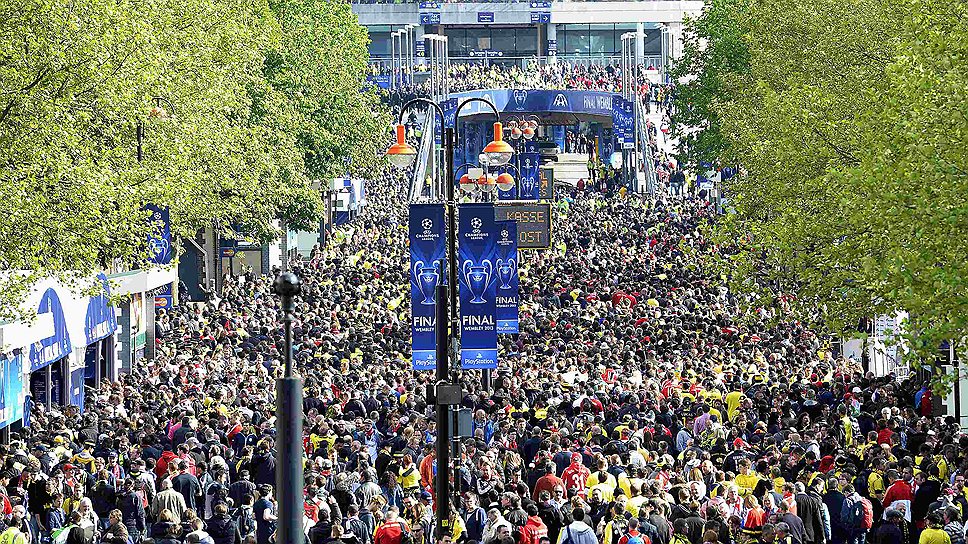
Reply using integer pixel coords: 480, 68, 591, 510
586, 461, 618, 491
626, 482, 648, 517
398, 454, 420, 492
734, 460, 763, 497
601, 502, 630, 544
725, 390, 743, 421
919, 512, 951, 544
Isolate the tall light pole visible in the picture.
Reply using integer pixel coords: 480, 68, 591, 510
273, 272, 303, 544
504, 115, 539, 199
386, 97, 511, 537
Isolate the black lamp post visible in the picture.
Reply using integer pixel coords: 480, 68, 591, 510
136, 96, 175, 163
386, 97, 510, 538
273, 272, 303, 544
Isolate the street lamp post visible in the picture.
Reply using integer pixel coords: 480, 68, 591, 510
386, 97, 510, 537
504, 116, 538, 198
273, 272, 303, 544
136, 96, 175, 163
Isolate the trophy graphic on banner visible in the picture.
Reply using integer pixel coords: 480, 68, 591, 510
462, 259, 493, 304
413, 260, 441, 305
496, 258, 516, 290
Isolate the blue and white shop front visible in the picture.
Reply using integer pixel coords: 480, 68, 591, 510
0, 273, 120, 437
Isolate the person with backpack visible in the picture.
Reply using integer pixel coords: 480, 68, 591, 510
840, 485, 873, 544
232, 493, 257, 541
556, 509, 598, 544
600, 501, 629, 544
374, 507, 411, 544
617, 518, 652, 544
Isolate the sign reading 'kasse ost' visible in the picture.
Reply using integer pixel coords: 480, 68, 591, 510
494, 202, 552, 250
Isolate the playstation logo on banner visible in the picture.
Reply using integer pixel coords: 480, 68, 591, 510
513, 90, 528, 110
552, 93, 568, 108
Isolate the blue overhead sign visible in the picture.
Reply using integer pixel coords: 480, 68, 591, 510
530, 12, 551, 24
366, 75, 391, 90
529, 1, 551, 8
478, 11, 494, 23
419, 1, 440, 8
453, 89, 617, 118
419, 12, 441, 24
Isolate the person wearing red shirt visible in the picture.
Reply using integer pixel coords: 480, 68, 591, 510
374, 507, 409, 544
533, 463, 565, 502
617, 518, 652, 544
883, 469, 914, 508
520, 504, 549, 544
561, 454, 590, 496
876, 420, 895, 446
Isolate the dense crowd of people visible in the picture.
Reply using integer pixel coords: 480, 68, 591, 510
373, 62, 663, 98
0, 71, 963, 544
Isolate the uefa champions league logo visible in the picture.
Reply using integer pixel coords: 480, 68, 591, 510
513, 90, 528, 109
471, 217, 483, 232
422, 218, 433, 233
501, 230, 509, 240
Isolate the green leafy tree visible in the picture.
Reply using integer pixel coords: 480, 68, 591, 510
669, 0, 751, 170
678, 0, 968, 381
0, 0, 387, 318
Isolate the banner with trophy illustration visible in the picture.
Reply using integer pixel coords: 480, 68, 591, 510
457, 203, 499, 369
409, 204, 447, 370
519, 140, 541, 200
494, 221, 519, 334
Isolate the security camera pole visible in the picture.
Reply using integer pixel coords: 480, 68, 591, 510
274, 272, 303, 544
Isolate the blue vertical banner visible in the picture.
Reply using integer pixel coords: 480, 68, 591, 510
612, 96, 635, 149
145, 204, 172, 265
409, 204, 447, 370
494, 221, 519, 334
458, 203, 498, 369
519, 140, 541, 200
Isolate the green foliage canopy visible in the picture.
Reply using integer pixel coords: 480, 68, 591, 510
672, 0, 968, 375
0, 0, 387, 317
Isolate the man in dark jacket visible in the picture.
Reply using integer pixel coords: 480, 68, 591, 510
779, 501, 807, 544
795, 484, 827, 544
823, 476, 848, 544
250, 444, 276, 488
116, 479, 147, 543
228, 470, 256, 508
873, 510, 905, 544
172, 461, 203, 515
536, 491, 568, 544
206, 503, 242, 544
